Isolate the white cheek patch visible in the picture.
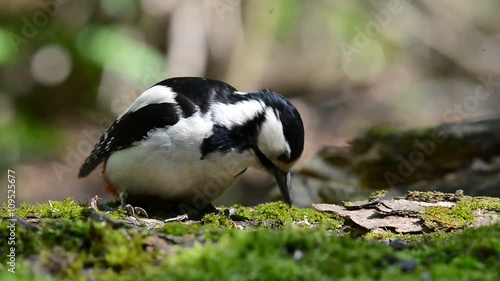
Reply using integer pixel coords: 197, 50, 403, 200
211, 100, 265, 128
120, 85, 177, 117
257, 108, 290, 159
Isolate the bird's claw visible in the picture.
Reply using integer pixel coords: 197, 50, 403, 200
124, 204, 149, 218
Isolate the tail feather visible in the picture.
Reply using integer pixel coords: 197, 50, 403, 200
79, 126, 112, 178
78, 151, 106, 178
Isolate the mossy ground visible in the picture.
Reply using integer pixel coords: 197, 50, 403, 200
0, 195, 499, 281
0, 198, 87, 219
419, 194, 500, 231
200, 202, 342, 229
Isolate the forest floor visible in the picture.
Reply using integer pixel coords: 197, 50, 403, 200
1, 190, 499, 281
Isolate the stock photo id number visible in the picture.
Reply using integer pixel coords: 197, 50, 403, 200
6, 169, 17, 273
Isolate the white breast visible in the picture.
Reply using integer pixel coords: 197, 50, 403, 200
105, 112, 257, 203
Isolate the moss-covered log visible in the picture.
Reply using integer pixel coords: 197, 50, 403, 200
289, 117, 500, 206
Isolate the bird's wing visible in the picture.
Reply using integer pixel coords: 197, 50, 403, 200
78, 87, 182, 178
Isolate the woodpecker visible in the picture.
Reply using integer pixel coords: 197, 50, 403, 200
79, 77, 304, 213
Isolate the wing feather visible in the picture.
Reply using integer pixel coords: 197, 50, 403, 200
78, 102, 181, 177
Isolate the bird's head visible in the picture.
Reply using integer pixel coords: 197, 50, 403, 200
249, 90, 304, 206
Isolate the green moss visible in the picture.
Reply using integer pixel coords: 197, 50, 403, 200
201, 213, 234, 228
163, 228, 391, 280
364, 230, 407, 240
0, 215, 499, 280
229, 204, 253, 218
0, 266, 55, 281
2, 199, 499, 280
247, 202, 341, 229
38, 199, 87, 219
364, 228, 449, 242
0, 218, 165, 280
423, 206, 469, 230
0, 198, 87, 219
158, 222, 202, 236
411, 223, 500, 272
369, 190, 388, 201
252, 202, 298, 226
195, 202, 341, 230
406, 191, 463, 203
460, 197, 500, 211
342, 201, 357, 208
422, 197, 500, 231
157, 223, 500, 281
157, 221, 233, 243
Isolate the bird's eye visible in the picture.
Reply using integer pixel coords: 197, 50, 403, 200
277, 151, 290, 162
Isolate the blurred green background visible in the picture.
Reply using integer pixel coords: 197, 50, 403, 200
1, 0, 500, 205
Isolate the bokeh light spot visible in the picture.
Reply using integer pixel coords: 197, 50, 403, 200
30, 44, 72, 85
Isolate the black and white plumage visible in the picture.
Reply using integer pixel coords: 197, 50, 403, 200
79, 77, 304, 210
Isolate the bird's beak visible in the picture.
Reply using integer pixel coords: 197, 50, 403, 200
271, 166, 292, 206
